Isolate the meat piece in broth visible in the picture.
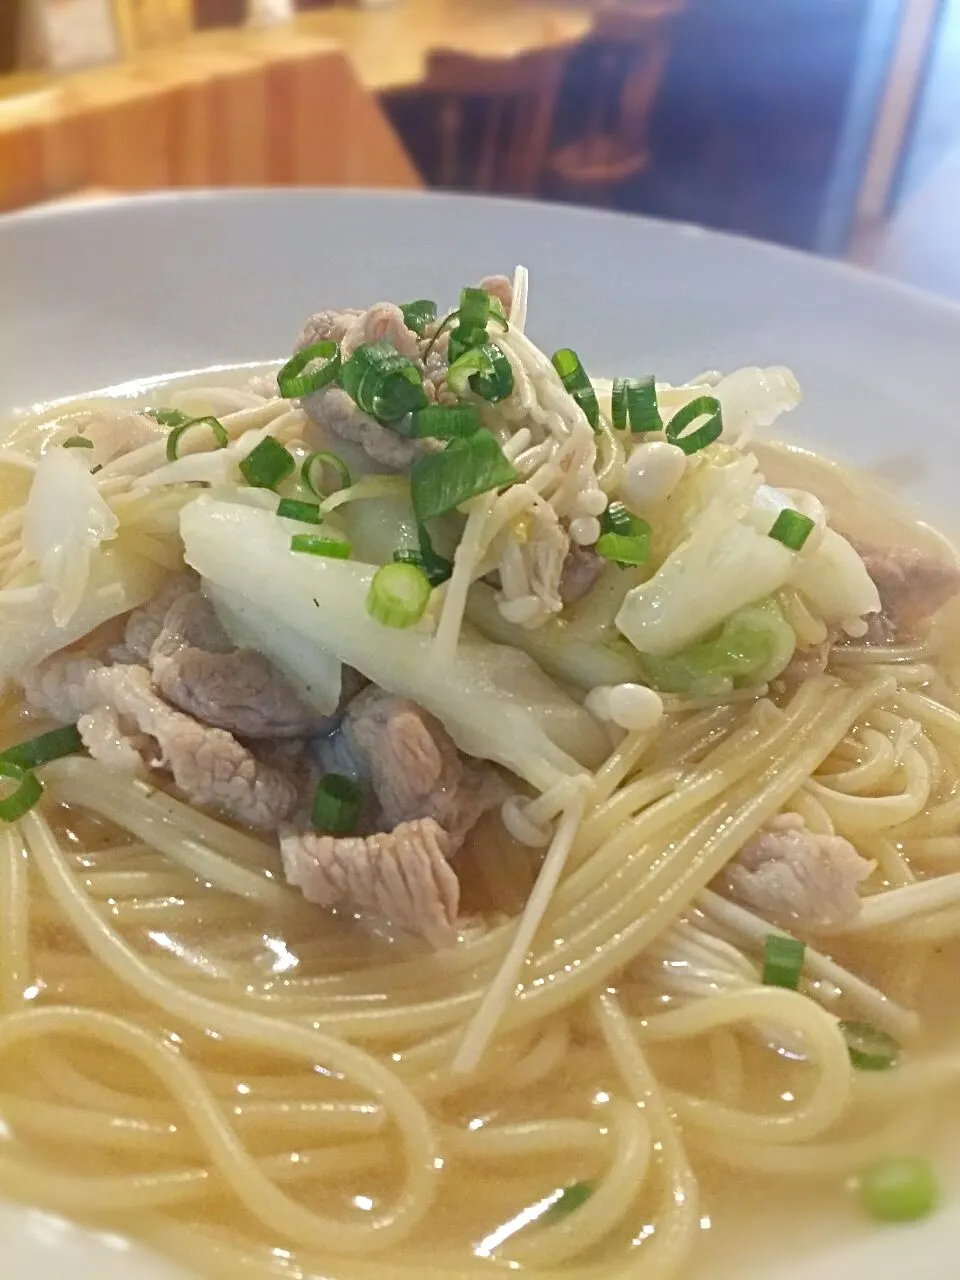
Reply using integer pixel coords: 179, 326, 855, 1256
149, 591, 335, 739
851, 539, 960, 641
720, 813, 873, 930
279, 818, 460, 947
558, 542, 605, 606
302, 386, 419, 470
112, 575, 195, 663
22, 656, 298, 829
477, 274, 514, 317
295, 308, 362, 352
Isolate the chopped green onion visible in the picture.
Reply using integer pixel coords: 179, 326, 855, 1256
367, 561, 433, 628
612, 375, 661, 433
301, 451, 351, 498
277, 340, 341, 399
240, 436, 294, 489
290, 533, 351, 559
446, 343, 514, 403
312, 773, 363, 835
762, 933, 805, 989
62, 435, 93, 449
542, 1182, 595, 1224
840, 1020, 901, 1071
600, 500, 643, 538
165, 415, 229, 463
0, 760, 43, 823
277, 498, 323, 525
400, 299, 438, 337
0, 725, 84, 771
664, 396, 723, 455
551, 348, 599, 430
410, 429, 518, 523
146, 408, 190, 428
596, 532, 651, 567
339, 342, 428, 422
459, 286, 494, 328
859, 1157, 939, 1222
448, 323, 490, 365
769, 508, 815, 551
393, 523, 453, 587
408, 405, 481, 440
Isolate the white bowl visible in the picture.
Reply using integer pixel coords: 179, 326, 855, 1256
1, 189, 958, 1279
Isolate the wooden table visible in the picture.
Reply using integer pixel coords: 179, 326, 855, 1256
0, 26, 422, 211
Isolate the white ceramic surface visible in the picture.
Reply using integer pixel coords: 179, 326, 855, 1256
2, 189, 960, 1279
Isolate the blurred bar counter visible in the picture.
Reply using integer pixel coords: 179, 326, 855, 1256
0, 22, 427, 211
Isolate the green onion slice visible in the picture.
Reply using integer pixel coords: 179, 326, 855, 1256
277, 340, 341, 399
367, 561, 432, 628
290, 533, 351, 559
448, 323, 490, 365
411, 429, 518, 523
400, 299, 438, 337
664, 396, 723, 455
301, 451, 351, 498
339, 342, 429, 423
62, 435, 94, 449
277, 498, 323, 525
458, 286, 494, 329
447, 343, 514, 403
392, 522, 453, 587
600, 500, 644, 538
551, 348, 599, 430
839, 1020, 900, 1071
612, 375, 661, 433
762, 933, 805, 989
542, 1182, 594, 1224
859, 1157, 939, 1223
239, 436, 294, 489
769, 508, 815, 551
408, 405, 481, 440
312, 773, 363, 835
595, 531, 651, 567
146, 408, 190, 427
0, 760, 43, 823
0, 724, 84, 771
165, 416, 228, 463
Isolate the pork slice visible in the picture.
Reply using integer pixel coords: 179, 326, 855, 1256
302, 387, 417, 470
720, 813, 873, 929
477, 274, 513, 317
22, 657, 298, 830
149, 591, 335, 739
338, 686, 507, 845
295, 309, 363, 352
850, 539, 960, 640
558, 542, 604, 606
111, 576, 195, 664
340, 303, 421, 363
279, 818, 459, 947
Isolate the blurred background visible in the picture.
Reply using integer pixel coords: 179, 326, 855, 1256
1, 0, 958, 299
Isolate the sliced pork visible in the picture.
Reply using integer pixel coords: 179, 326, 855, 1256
558, 542, 604, 606
302, 386, 418, 470
851, 539, 960, 641
22, 656, 298, 829
720, 813, 873, 929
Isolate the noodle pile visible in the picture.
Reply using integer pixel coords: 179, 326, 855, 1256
1, 639, 959, 1277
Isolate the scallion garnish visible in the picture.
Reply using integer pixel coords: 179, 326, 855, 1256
458, 286, 495, 329
859, 1157, 939, 1222
664, 396, 723, 455
277, 340, 341, 399
762, 933, 805, 989
839, 1020, 900, 1071
447, 343, 514, 403
290, 533, 351, 559
312, 773, 363, 835
0, 724, 84, 771
410, 429, 518, 523
277, 498, 323, 525
542, 1182, 595, 1224
448, 323, 491, 364
62, 436, 93, 449
0, 760, 43, 823
612, 375, 661, 433
551, 348, 599, 430
301, 451, 351, 498
596, 532, 650, 567
408, 405, 481, 439
367, 561, 432, 628
240, 436, 294, 489
392, 522, 453, 587
339, 341, 428, 423
146, 408, 190, 428
165, 415, 229, 463
400, 299, 438, 337
769, 508, 815, 551
599, 501, 637, 538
